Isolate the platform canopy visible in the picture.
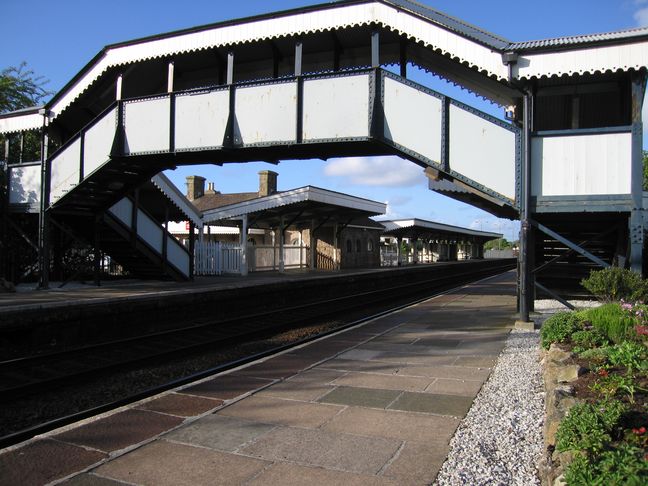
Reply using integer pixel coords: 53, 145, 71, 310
380, 218, 501, 243
202, 185, 386, 229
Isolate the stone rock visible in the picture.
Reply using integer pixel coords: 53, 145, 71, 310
0, 278, 16, 293
547, 344, 572, 364
556, 365, 584, 383
553, 474, 567, 486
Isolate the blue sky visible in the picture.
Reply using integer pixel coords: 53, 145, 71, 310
4, 0, 648, 241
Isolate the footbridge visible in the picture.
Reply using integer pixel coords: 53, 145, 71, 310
1, 0, 647, 322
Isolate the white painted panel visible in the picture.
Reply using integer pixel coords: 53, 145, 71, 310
175, 90, 229, 150
531, 133, 632, 196
84, 107, 117, 177
302, 74, 369, 141
383, 77, 442, 163
50, 139, 81, 203
235, 82, 297, 144
449, 105, 516, 200
124, 97, 170, 154
9, 165, 41, 205
109, 198, 133, 227
166, 236, 190, 276
137, 209, 163, 253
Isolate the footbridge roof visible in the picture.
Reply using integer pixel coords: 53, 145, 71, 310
2, 0, 647, 134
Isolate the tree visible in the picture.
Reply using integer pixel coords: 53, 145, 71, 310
484, 238, 512, 251
0, 62, 51, 114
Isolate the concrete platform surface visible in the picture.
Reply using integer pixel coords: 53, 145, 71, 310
0, 271, 517, 485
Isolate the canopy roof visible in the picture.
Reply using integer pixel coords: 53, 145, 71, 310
380, 218, 501, 242
202, 185, 386, 229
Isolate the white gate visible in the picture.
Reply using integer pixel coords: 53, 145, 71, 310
194, 241, 242, 275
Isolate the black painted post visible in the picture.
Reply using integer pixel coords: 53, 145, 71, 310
630, 72, 646, 274
518, 93, 533, 323
38, 113, 50, 290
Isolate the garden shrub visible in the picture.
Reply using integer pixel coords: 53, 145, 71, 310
581, 267, 648, 302
540, 311, 584, 349
606, 341, 648, 374
555, 400, 626, 454
581, 304, 635, 344
571, 329, 608, 350
578, 347, 611, 364
564, 445, 648, 486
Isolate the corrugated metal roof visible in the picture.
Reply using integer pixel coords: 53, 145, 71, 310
377, 0, 510, 49
379, 218, 501, 239
507, 26, 648, 51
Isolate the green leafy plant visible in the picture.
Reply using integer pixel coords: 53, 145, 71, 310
556, 400, 626, 454
578, 347, 611, 364
564, 445, 648, 486
581, 304, 635, 344
581, 267, 648, 303
571, 329, 608, 350
607, 341, 648, 374
590, 374, 641, 402
541, 311, 584, 349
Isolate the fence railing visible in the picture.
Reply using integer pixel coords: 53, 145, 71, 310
194, 241, 308, 275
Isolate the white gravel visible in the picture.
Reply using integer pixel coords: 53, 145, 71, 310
434, 329, 545, 486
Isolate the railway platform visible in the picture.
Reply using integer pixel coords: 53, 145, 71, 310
1, 270, 517, 485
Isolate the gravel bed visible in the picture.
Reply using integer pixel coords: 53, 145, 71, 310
435, 329, 545, 486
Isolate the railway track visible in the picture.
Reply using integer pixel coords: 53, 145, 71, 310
0, 261, 513, 447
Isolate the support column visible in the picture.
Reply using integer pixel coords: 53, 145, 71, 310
396, 237, 402, 266
38, 113, 50, 290
189, 221, 195, 279
517, 91, 535, 328
629, 72, 646, 274
240, 214, 248, 276
278, 215, 285, 273
412, 236, 419, 264
333, 222, 339, 270
309, 219, 317, 270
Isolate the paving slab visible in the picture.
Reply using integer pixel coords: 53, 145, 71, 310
0, 439, 107, 486
336, 348, 384, 361
425, 378, 485, 397
256, 377, 335, 401
136, 393, 223, 417
55, 409, 183, 453
60, 474, 127, 486
181, 373, 273, 400
453, 355, 499, 367
240, 426, 402, 475
218, 395, 343, 428
323, 406, 460, 444
164, 415, 276, 452
331, 371, 432, 392
233, 354, 319, 380
94, 440, 269, 486
389, 391, 474, 417
286, 367, 346, 383
248, 461, 400, 486
396, 364, 491, 381
368, 352, 457, 366
382, 440, 449, 484
317, 357, 403, 374
318, 386, 402, 408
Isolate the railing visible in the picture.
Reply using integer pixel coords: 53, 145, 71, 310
194, 241, 242, 275
108, 197, 191, 278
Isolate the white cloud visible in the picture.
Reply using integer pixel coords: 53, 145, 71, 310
323, 156, 426, 187
385, 195, 412, 207
635, 7, 648, 26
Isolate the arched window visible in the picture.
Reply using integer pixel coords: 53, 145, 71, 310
356, 239, 362, 252
367, 239, 374, 252
346, 239, 352, 253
